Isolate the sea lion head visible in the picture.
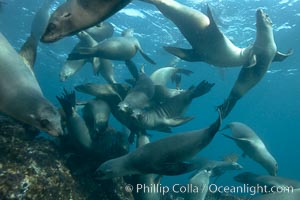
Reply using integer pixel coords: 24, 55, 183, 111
121, 28, 134, 37
256, 9, 272, 29
118, 101, 132, 113
29, 103, 63, 136
41, 3, 74, 43
95, 157, 128, 180
264, 159, 278, 176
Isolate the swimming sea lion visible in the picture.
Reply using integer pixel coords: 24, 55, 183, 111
57, 90, 129, 159
82, 99, 111, 136
41, 0, 131, 42
189, 170, 212, 200
75, 83, 130, 102
85, 22, 114, 42
234, 172, 300, 191
218, 9, 292, 118
95, 111, 221, 179
140, 0, 252, 67
190, 155, 243, 178
67, 29, 156, 65
0, 33, 62, 136
132, 80, 214, 132
118, 66, 155, 113
222, 122, 278, 176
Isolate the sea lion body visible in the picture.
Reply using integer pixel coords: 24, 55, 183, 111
96, 113, 221, 179
222, 122, 277, 176
218, 9, 292, 118
85, 22, 114, 42
141, 0, 250, 67
68, 29, 156, 64
41, 0, 131, 42
132, 80, 214, 132
0, 33, 62, 136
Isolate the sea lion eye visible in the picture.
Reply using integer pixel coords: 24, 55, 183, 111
63, 12, 71, 18
40, 119, 50, 129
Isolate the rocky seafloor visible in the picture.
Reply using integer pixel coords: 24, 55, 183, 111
0, 115, 248, 200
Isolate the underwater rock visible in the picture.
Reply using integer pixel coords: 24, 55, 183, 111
0, 115, 133, 200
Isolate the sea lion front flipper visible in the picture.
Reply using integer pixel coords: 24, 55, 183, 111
138, 49, 156, 65
164, 46, 203, 62
243, 52, 257, 68
191, 80, 215, 98
272, 49, 293, 62
155, 162, 194, 176
92, 57, 101, 76
165, 116, 195, 127
19, 35, 38, 70
125, 60, 139, 80
206, 5, 224, 40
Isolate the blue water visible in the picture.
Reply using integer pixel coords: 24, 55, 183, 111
1, 0, 300, 195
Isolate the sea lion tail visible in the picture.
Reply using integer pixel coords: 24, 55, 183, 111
190, 80, 215, 99
56, 89, 76, 117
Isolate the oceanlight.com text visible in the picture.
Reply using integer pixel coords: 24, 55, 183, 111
124, 183, 294, 196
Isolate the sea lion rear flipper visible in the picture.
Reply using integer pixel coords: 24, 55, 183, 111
156, 162, 194, 176
191, 80, 215, 99
138, 49, 156, 65
177, 68, 193, 76
164, 46, 203, 62
272, 49, 293, 62
56, 89, 76, 117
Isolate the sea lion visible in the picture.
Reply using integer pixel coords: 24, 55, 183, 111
250, 188, 300, 200
190, 154, 243, 178
41, 0, 131, 42
82, 99, 111, 136
140, 0, 252, 67
75, 83, 130, 102
0, 33, 62, 136
217, 9, 292, 118
60, 30, 116, 82
221, 122, 277, 176
85, 22, 114, 42
57, 90, 129, 160
131, 134, 162, 200
67, 29, 156, 65
131, 80, 214, 132
118, 66, 155, 113
189, 170, 212, 200
95, 111, 221, 179
234, 172, 300, 191
150, 66, 193, 86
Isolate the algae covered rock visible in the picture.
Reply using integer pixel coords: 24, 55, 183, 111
0, 115, 133, 200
